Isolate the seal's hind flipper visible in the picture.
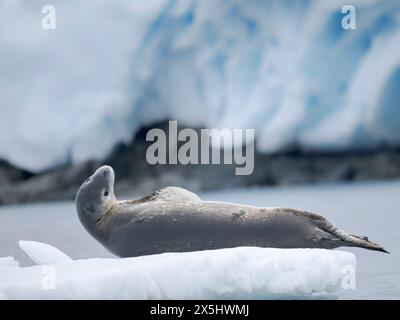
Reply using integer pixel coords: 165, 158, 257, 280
350, 234, 369, 242
301, 210, 389, 253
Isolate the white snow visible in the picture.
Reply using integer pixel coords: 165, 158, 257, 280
1, 0, 400, 172
0, 241, 356, 299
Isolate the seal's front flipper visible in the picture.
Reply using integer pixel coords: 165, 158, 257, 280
134, 186, 201, 203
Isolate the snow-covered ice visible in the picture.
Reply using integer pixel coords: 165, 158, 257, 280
1, 0, 400, 172
0, 257, 19, 268
0, 241, 355, 300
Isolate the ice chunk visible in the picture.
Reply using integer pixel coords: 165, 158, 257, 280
0, 257, 19, 268
0, 244, 356, 299
19, 241, 72, 265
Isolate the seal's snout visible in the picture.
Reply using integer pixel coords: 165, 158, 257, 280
95, 165, 114, 177
88, 165, 115, 190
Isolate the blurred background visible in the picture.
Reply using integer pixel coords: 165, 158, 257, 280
0, 0, 399, 298
0, 0, 400, 203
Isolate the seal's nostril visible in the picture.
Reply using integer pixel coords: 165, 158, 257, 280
103, 170, 108, 177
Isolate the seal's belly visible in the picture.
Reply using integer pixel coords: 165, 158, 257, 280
105, 202, 318, 257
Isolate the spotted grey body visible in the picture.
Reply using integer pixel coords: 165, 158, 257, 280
75, 166, 388, 257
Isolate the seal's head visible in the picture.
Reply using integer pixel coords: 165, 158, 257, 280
75, 165, 116, 230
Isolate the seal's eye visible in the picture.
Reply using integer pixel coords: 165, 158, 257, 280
104, 190, 109, 197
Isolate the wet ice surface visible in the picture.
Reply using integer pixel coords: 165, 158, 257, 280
0, 180, 399, 299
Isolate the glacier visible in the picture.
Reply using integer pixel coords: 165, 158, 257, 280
1, 0, 400, 172
0, 241, 356, 299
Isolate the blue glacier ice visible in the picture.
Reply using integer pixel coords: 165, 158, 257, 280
1, 0, 400, 172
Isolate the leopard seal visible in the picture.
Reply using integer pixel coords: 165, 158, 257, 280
75, 165, 388, 257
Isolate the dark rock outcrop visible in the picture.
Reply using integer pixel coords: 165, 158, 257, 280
1, 121, 400, 205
